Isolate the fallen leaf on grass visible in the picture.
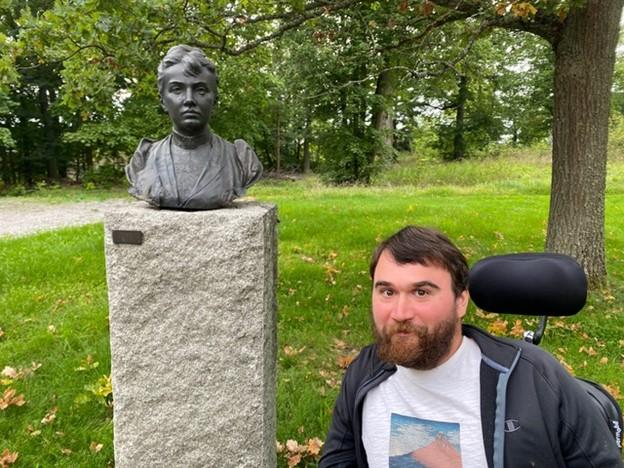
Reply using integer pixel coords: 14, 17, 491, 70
89, 442, 103, 453
286, 439, 302, 453
509, 320, 525, 338
578, 346, 597, 356
599, 357, 609, 365
307, 437, 323, 456
0, 389, 26, 410
75, 354, 99, 371
336, 352, 359, 369
555, 356, 574, 375
279, 437, 324, 467
60, 448, 72, 455
474, 309, 498, 320
319, 369, 340, 389
488, 319, 508, 335
323, 263, 341, 285
287, 453, 302, 467
26, 425, 41, 437
1, 362, 41, 382
0, 448, 18, 466
0, 328, 4, 339
604, 384, 622, 400
0, 368, 17, 379
333, 339, 347, 350
283, 346, 305, 357
41, 406, 58, 425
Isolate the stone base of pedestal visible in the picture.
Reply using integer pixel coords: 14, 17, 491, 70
104, 201, 277, 468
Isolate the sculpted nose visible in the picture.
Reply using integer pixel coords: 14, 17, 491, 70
184, 88, 196, 105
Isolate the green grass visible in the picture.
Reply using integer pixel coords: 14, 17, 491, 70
1, 151, 624, 466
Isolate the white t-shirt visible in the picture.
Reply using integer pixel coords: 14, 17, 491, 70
362, 336, 487, 468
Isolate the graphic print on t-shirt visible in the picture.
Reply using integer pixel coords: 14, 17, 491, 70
389, 413, 461, 468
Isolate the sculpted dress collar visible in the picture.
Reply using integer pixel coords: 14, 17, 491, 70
126, 130, 262, 210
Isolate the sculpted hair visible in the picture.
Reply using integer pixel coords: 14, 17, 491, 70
369, 226, 469, 297
157, 44, 219, 97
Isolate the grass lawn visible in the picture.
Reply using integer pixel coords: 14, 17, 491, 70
1, 152, 623, 466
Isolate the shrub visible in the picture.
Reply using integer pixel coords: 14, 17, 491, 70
83, 164, 126, 188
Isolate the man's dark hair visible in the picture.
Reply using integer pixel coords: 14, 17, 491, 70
157, 44, 219, 98
369, 226, 469, 297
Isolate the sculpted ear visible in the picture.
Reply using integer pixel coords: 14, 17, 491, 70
160, 97, 167, 113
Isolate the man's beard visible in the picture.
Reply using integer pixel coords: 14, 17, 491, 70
374, 315, 459, 370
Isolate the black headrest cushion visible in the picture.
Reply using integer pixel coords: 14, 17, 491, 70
469, 253, 587, 316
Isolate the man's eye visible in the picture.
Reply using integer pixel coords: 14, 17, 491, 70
381, 289, 394, 297
414, 289, 429, 297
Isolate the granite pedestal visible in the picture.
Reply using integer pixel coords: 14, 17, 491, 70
104, 202, 277, 467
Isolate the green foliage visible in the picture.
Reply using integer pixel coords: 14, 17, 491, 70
0, 127, 13, 148
319, 127, 377, 184
0, 0, 612, 189
82, 164, 125, 189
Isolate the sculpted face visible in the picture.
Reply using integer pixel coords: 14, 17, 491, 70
371, 250, 468, 369
160, 62, 217, 136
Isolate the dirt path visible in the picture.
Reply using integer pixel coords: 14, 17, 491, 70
0, 199, 134, 238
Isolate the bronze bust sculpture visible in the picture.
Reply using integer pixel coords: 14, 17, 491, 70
126, 45, 262, 210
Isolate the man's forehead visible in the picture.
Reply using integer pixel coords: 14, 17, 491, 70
375, 251, 451, 278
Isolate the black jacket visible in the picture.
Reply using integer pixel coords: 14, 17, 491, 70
320, 324, 623, 467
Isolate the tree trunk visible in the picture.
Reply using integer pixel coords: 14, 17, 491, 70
38, 86, 60, 182
451, 74, 468, 161
372, 66, 395, 161
546, 0, 623, 287
275, 106, 281, 173
303, 113, 311, 174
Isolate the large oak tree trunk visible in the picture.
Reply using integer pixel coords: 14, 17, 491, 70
546, 0, 623, 286
372, 66, 395, 157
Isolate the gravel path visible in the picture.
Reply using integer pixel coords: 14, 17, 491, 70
0, 199, 134, 238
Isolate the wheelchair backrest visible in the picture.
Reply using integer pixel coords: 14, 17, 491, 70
468, 252, 622, 452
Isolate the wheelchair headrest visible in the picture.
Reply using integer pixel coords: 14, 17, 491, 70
469, 253, 587, 316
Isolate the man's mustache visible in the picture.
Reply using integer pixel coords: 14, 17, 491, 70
384, 322, 427, 337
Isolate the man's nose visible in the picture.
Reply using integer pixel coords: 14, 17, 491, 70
390, 294, 413, 322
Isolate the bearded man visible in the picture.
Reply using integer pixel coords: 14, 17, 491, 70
320, 226, 622, 468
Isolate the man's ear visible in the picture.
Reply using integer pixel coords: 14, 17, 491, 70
456, 290, 469, 319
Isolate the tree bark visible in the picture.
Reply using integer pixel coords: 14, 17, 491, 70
546, 0, 623, 286
372, 66, 395, 159
451, 74, 468, 161
275, 105, 281, 173
302, 113, 311, 174
38, 86, 60, 182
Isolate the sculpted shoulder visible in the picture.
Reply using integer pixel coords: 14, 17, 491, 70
233, 138, 263, 188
